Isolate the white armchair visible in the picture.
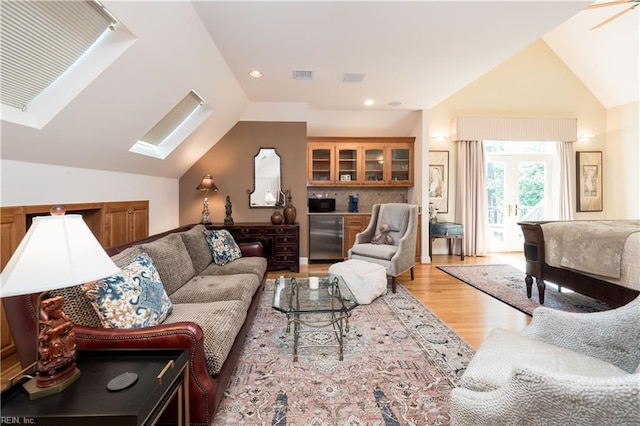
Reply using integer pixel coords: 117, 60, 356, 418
450, 295, 640, 425
348, 203, 418, 293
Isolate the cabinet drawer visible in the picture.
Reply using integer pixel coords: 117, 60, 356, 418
274, 244, 297, 255
264, 227, 296, 237
344, 216, 367, 227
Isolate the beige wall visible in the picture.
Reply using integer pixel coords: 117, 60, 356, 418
179, 121, 309, 255
427, 39, 632, 223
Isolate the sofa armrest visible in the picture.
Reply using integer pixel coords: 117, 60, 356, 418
239, 241, 263, 257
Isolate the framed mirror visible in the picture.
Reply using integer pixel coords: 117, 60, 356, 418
249, 148, 284, 208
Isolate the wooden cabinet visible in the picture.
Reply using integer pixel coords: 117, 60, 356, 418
307, 137, 414, 187
207, 223, 300, 272
103, 201, 149, 247
343, 215, 370, 258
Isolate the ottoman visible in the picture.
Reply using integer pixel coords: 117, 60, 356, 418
328, 259, 387, 304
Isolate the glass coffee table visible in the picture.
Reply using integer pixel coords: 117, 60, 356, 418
272, 276, 358, 361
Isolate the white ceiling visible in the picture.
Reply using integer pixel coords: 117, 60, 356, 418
1, 1, 637, 179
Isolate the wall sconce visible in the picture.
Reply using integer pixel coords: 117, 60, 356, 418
577, 134, 593, 142
196, 174, 218, 224
431, 135, 447, 142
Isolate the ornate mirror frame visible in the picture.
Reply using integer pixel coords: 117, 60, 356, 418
249, 147, 284, 208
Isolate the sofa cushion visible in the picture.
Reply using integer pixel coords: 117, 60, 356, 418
170, 274, 260, 307
141, 233, 195, 295
81, 253, 173, 329
204, 229, 243, 266
165, 300, 248, 376
199, 256, 267, 279
179, 224, 213, 275
48, 245, 145, 328
461, 328, 629, 392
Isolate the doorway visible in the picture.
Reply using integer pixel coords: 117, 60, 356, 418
485, 142, 553, 252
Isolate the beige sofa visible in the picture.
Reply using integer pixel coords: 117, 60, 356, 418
4, 224, 267, 426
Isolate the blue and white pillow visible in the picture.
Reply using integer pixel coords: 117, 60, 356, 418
81, 253, 173, 328
204, 229, 242, 266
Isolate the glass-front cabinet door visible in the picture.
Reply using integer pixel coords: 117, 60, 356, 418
307, 144, 335, 185
363, 147, 385, 184
389, 145, 412, 185
336, 145, 359, 183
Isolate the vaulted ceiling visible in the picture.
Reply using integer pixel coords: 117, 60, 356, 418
1, 1, 637, 179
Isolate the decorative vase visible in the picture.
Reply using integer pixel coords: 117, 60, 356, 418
283, 192, 297, 225
271, 208, 283, 225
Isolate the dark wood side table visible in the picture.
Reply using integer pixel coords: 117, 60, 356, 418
428, 222, 464, 260
1, 349, 189, 426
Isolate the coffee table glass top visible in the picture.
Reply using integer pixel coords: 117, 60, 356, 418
272, 276, 358, 314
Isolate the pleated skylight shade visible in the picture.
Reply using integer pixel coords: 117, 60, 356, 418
0, 0, 115, 110
140, 91, 205, 146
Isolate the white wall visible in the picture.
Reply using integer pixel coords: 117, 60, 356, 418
0, 160, 179, 234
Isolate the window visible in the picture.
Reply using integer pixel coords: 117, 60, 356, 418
0, 0, 134, 129
130, 90, 213, 160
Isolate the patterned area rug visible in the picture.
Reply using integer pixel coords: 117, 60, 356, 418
437, 264, 613, 316
213, 280, 475, 425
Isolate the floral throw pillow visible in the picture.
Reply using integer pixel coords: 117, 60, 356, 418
81, 253, 173, 328
204, 229, 242, 266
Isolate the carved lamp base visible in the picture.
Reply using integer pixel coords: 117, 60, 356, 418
23, 367, 81, 400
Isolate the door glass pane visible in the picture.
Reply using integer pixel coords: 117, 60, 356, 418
338, 148, 358, 181
487, 160, 505, 243
518, 161, 546, 222
364, 148, 384, 182
391, 148, 410, 182
311, 149, 331, 182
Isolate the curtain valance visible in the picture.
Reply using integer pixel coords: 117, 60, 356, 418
451, 117, 577, 142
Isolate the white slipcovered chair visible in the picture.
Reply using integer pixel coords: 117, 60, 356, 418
348, 203, 418, 293
450, 295, 640, 425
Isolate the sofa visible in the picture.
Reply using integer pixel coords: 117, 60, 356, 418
3, 223, 267, 426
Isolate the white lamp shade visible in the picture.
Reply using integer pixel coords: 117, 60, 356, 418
0, 215, 120, 298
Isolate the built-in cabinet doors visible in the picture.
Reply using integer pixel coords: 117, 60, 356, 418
308, 138, 414, 187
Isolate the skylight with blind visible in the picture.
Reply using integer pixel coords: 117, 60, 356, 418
0, 0, 134, 129
130, 91, 213, 160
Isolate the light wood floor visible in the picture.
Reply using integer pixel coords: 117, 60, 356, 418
1, 253, 531, 390
268, 253, 531, 351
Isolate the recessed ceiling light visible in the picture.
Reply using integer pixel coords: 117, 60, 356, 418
388, 101, 402, 107
249, 70, 263, 78
364, 99, 375, 106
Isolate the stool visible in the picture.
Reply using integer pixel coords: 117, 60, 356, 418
429, 222, 464, 260
328, 259, 387, 304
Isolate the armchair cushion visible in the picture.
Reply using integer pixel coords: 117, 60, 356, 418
81, 253, 173, 329
462, 329, 629, 392
350, 243, 397, 261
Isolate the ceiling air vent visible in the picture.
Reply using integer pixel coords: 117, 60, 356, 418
342, 73, 366, 83
292, 69, 313, 80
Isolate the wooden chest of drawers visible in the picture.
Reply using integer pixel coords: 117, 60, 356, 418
206, 223, 300, 272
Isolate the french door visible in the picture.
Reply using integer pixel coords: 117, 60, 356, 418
486, 153, 552, 252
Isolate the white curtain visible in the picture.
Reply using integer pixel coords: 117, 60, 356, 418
455, 140, 489, 256
553, 142, 574, 220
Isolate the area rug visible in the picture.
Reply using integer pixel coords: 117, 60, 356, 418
213, 280, 475, 425
436, 264, 613, 316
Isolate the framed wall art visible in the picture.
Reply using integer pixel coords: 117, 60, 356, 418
428, 150, 449, 213
576, 151, 602, 212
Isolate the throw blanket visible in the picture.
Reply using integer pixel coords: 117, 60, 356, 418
542, 220, 640, 279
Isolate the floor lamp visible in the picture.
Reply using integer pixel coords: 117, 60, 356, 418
0, 206, 120, 399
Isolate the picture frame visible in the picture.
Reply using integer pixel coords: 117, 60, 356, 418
576, 151, 602, 212
428, 150, 449, 214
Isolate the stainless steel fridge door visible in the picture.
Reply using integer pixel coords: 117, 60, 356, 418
309, 215, 344, 260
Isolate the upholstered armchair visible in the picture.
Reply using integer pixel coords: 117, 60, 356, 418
450, 295, 640, 425
348, 203, 418, 293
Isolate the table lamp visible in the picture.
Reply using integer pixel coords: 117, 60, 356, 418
0, 206, 120, 399
196, 174, 218, 224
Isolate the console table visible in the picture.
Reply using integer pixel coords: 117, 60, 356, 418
428, 222, 464, 260
207, 223, 300, 272
1, 349, 189, 426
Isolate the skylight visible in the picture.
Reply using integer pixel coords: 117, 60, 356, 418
0, 0, 135, 129
130, 90, 213, 160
